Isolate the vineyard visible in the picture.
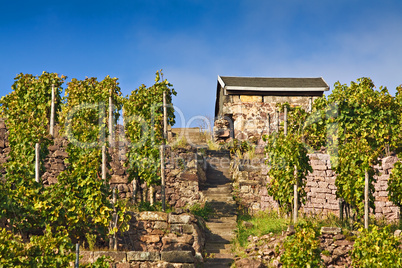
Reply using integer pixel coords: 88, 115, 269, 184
0, 71, 175, 266
265, 78, 402, 223
0, 72, 402, 266
255, 78, 402, 266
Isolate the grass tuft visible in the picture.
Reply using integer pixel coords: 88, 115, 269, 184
233, 210, 288, 248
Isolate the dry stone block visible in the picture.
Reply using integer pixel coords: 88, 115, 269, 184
0, 129, 6, 139
378, 191, 388, 197
113, 168, 125, 176
177, 234, 194, 245
139, 211, 168, 222
306, 181, 318, 187
328, 184, 337, 190
169, 214, 192, 224
382, 207, 392, 214
126, 251, 160, 261
79, 251, 93, 264
321, 227, 342, 235
54, 150, 68, 158
93, 251, 126, 262
317, 154, 330, 161
139, 234, 161, 243
160, 251, 194, 263
327, 199, 339, 205
154, 221, 168, 229
180, 173, 198, 182
315, 188, 331, 194
311, 160, 326, 166
313, 165, 327, 171
118, 184, 129, 193
318, 181, 328, 188
311, 198, 326, 204
116, 264, 130, 268
110, 175, 128, 184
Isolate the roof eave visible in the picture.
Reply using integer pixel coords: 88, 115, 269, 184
218, 75, 226, 88
225, 86, 329, 92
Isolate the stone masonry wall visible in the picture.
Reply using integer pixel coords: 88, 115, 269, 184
80, 211, 205, 267
214, 95, 319, 142
232, 153, 400, 221
235, 226, 356, 267
0, 119, 9, 175
0, 120, 206, 209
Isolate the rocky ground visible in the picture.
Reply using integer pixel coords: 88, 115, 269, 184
233, 227, 355, 267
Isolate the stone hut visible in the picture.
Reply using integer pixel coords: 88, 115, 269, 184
214, 76, 329, 142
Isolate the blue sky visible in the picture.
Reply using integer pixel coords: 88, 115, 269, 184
1, 0, 402, 127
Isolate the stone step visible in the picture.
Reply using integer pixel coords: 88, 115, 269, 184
202, 182, 232, 189
206, 150, 230, 157
208, 215, 237, 222
206, 233, 233, 243
205, 176, 231, 180
204, 192, 234, 198
205, 195, 234, 203
207, 227, 236, 234
207, 220, 237, 227
203, 186, 232, 193
205, 181, 231, 187
207, 233, 235, 242
206, 167, 230, 173
205, 243, 233, 254
204, 257, 233, 268
203, 152, 234, 268
209, 208, 237, 216
205, 171, 231, 178
209, 207, 237, 214
207, 228, 236, 236
206, 222, 237, 230
204, 189, 232, 194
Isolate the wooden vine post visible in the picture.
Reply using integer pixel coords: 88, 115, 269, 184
284, 106, 288, 136
163, 91, 168, 141
102, 145, 106, 183
293, 167, 298, 223
109, 187, 118, 250
283, 105, 297, 223
267, 114, 270, 134
161, 90, 167, 212
364, 169, 369, 229
160, 146, 165, 211
35, 143, 40, 183
113, 187, 118, 250
276, 109, 280, 132
109, 90, 113, 147
50, 84, 55, 137
75, 243, 79, 268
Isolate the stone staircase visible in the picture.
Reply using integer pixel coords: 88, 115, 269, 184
171, 127, 208, 146
202, 150, 237, 267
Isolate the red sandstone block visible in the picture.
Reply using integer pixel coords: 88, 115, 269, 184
116, 264, 130, 268
312, 165, 327, 171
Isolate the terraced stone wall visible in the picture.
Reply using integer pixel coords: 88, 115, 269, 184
232, 153, 400, 221
0, 119, 207, 208
80, 211, 206, 267
214, 95, 319, 144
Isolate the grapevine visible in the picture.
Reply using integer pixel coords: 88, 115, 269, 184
124, 70, 176, 191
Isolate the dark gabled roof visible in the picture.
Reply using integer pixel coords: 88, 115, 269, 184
218, 76, 329, 92
215, 75, 329, 117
